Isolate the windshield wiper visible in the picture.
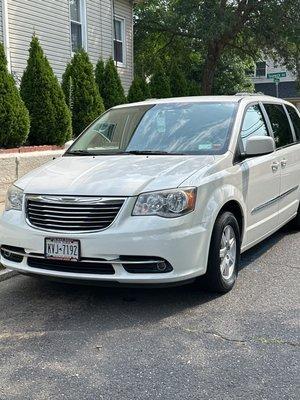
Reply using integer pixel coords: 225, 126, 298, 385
66, 150, 99, 156
123, 150, 171, 155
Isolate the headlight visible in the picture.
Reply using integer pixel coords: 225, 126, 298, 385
133, 188, 197, 218
5, 185, 24, 211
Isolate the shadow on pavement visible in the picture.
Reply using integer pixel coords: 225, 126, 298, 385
240, 224, 298, 270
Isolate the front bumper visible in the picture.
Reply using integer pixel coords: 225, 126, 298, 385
0, 205, 211, 284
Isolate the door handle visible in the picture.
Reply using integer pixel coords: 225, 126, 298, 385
271, 161, 280, 172
281, 159, 287, 168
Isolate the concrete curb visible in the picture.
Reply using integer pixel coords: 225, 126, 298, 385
0, 269, 18, 282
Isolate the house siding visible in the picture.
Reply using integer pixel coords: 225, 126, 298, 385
4, 0, 133, 92
87, 0, 113, 64
87, 0, 133, 92
0, 1, 3, 43
7, 0, 71, 82
114, 0, 133, 92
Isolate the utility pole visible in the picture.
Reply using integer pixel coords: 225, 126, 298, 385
274, 77, 280, 98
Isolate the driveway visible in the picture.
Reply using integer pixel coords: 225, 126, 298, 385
0, 226, 299, 400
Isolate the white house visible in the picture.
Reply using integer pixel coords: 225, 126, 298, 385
252, 59, 300, 110
0, 0, 135, 92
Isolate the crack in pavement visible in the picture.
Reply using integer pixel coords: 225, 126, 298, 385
182, 328, 300, 347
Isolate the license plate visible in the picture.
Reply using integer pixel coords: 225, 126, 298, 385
45, 238, 80, 262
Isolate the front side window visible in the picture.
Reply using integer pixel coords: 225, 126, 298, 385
286, 105, 300, 141
264, 104, 294, 148
255, 62, 267, 78
114, 18, 125, 64
70, 0, 85, 52
240, 105, 269, 150
67, 102, 237, 156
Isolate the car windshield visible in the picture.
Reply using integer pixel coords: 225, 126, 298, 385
66, 102, 237, 156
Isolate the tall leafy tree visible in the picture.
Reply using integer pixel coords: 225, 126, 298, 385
127, 76, 150, 103
62, 50, 105, 137
213, 54, 254, 95
169, 62, 188, 97
95, 58, 105, 100
20, 36, 72, 145
102, 58, 126, 109
134, 0, 300, 95
149, 60, 171, 98
0, 43, 30, 148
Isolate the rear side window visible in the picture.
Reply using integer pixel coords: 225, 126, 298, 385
286, 105, 300, 141
264, 104, 294, 148
240, 104, 269, 149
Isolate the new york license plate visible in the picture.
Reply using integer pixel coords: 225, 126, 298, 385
45, 238, 80, 261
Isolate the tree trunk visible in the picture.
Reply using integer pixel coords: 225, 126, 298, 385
201, 42, 223, 95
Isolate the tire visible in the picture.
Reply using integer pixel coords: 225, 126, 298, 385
204, 211, 241, 294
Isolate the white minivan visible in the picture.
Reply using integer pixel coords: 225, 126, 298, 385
1, 95, 299, 292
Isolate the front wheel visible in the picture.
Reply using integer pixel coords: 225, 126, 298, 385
204, 212, 241, 293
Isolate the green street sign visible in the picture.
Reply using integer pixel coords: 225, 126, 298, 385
273, 77, 280, 83
267, 72, 287, 79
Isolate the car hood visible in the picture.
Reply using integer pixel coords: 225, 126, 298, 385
17, 154, 217, 197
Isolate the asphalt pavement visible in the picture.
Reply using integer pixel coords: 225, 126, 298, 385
0, 225, 299, 400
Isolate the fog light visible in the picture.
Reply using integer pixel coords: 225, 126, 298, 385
157, 262, 167, 272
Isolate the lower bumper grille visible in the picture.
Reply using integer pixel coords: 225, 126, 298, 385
1, 246, 24, 263
27, 257, 115, 275
1, 246, 173, 275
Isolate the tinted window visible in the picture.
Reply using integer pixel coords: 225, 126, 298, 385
68, 102, 237, 156
286, 105, 300, 141
240, 105, 269, 149
264, 104, 294, 148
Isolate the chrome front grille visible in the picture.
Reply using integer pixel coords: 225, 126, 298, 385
26, 196, 125, 232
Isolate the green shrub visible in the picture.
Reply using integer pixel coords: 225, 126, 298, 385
0, 43, 30, 148
95, 58, 105, 100
170, 63, 188, 97
20, 36, 72, 145
149, 61, 171, 98
62, 50, 105, 137
127, 76, 150, 103
102, 58, 126, 109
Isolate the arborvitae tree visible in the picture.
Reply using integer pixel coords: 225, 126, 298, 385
0, 43, 30, 148
102, 58, 126, 109
95, 58, 105, 100
62, 50, 105, 136
127, 76, 150, 103
20, 36, 72, 145
188, 80, 202, 96
140, 77, 151, 99
149, 61, 171, 98
170, 63, 188, 97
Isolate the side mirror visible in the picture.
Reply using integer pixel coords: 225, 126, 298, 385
64, 140, 74, 150
245, 136, 275, 157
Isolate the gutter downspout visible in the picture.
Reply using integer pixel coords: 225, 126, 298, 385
2, 0, 11, 71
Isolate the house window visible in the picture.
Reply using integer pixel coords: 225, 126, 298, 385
70, 0, 86, 52
114, 17, 125, 64
255, 61, 267, 77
